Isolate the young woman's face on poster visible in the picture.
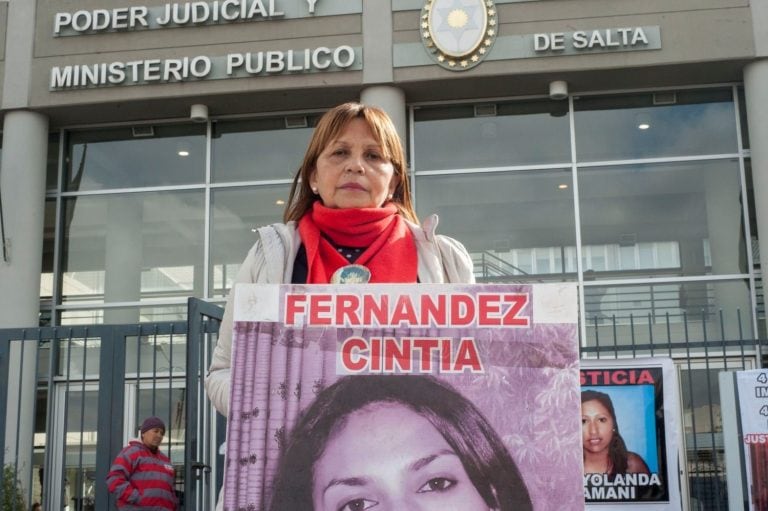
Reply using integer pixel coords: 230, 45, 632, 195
581, 399, 615, 455
312, 402, 491, 511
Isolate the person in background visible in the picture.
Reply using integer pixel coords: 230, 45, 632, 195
205, 102, 475, 417
106, 416, 178, 510
581, 390, 650, 476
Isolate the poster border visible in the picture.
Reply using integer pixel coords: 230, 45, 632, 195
581, 357, 684, 511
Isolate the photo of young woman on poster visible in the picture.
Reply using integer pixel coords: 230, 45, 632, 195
269, 375, 533, 511
581, 386, 669, 503
581, 389, 651, 476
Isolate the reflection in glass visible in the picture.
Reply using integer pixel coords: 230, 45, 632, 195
414, 100, 571, 170
580, 241, 680, 275
59, 305, 190, 325
679, 363, 750, 511
584, 279, 753, 344
746, 159, 758, 267
758, 277, 766, 340
210, 185, 290, 297
56, 338, 101, 378
738, 87, 750, 150
126, 335, 187, 376
578, 160, 746, 278
46, 132, 61, 191
415, 169, 576, 282
32, 388, 49, 506
62, 388, 99, 511
574, 89, 737, 161
60, 191, 205, 311
65, 125, 206, 191
212, 117, 317, 182
41, 200, 56, 300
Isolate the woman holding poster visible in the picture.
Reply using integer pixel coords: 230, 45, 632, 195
269, 375, 532, 511
204, 103, 478, 510
205, 102, 474, 417
581, 390, 650, 476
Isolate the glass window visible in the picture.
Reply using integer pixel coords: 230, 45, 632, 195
578, 159, 747, 278
746, 159, 758, 268
60, 191, 205, 305
211, 116, 319, 183
738, 87, 749, 150
41, 200, 56, 300
574, 89, 737, 161
757, 276, 765, 339
413, 100, 571, 171
415, 169, 576, 282
32, 388, 49, 506
125, 334, 187, 376
638, 243, 654, 268
657, 242, 680, 268
209, 185, 291, 297
619, 245, 637, 270
679, 360, 751, 511
65, 124, 206, 191
59, 305, 190, 325
135, 384, 187, 464
584, 279, 753, 344
46, 132, 61, 191
56, 338, 101, 378
60, 386, 99, 511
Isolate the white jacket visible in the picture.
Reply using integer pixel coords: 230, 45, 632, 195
204, 215, 475, 416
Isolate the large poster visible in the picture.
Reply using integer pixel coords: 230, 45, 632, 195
581, 358, 683, 510
225, 283, 584, 511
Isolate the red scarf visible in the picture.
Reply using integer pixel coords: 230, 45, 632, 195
298, 202, 418, 284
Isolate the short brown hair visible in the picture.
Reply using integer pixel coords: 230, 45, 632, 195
283, 102, 417, 223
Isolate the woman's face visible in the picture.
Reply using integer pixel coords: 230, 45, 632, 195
312, 402, 491, 511
310, 118, 398, 210
581, 399, 615, 455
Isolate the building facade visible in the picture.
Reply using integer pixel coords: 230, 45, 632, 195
0, 0, 767, 509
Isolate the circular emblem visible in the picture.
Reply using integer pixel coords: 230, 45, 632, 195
330, 264, 372, 284
421, 0, 497, 70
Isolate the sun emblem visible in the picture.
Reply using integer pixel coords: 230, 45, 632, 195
447, 9, 469, 28
420, 0, 497, 71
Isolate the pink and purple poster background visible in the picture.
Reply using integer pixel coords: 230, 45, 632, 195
224, 283, 583, 510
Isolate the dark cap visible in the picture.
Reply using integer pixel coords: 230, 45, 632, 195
140, 416, 165, 434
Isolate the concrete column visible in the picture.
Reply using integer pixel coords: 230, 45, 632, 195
361, 86, 407, 148
0, 110, 49, 500
0, 113, 48, 323
361, 0, 405, 148
362, 0, 393, 85
744, 59, 768, 335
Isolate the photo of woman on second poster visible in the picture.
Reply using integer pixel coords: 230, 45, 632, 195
581, 365, 669, 503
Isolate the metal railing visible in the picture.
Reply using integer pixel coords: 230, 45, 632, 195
582, 308, 764, 511
0, 297, 763, 510
0, 298, 222, 511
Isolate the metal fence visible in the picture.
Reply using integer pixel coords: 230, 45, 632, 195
0, 298, 221, 511
583, 307, 763, 511
0, 297, 763, 510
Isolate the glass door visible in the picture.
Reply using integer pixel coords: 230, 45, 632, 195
123, 380, 187, 506
50, 379, 186, 510
51, 382, 99, 511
